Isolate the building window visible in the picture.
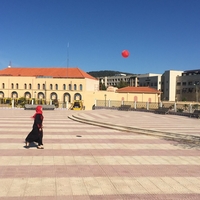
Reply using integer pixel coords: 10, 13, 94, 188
182, 88, 187, 93
50, 84, 53, 90
177, 82, 181, 86
29, 84, 32, 89
24, 84, 27, 89
2, 83, 5, 89
16, 83, 19, 89
63, 84, 66, 90
43, 84, 45, 90
176, 90, 180, 94
55, 84, 58, 90
38, 84, 40, 90
188, 81, 193, 85
188, 88, 193, 93
11, 83, 14, 89
80, 84, 82, 91
69, 84, 72, 90
182, 82, 186, 86
74, 84, 77, 90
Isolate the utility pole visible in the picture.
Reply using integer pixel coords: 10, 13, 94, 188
67, 42, 69, 68
194, 81, 199, 102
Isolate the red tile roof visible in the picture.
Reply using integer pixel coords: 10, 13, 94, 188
116, 86, 161, 94
0, 67, 97, 80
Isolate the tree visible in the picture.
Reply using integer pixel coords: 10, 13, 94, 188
99, 83, 107, 90
18, 97, 27, 107
117, 80, 129, 88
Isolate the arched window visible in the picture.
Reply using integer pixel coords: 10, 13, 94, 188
2, 83, 5, 89
38, 84, 40, 90
69, 84, 72, 90
55, 84, 58, 90
11, 83, 14, 89
11, 91, 18, 99
24, 83, 27, 89
74, 84, 77, 90
16, 83, 19, 89
50, 84, 53, 90
43, 84, 45, 90
74, 93, 82, 100
29, 84, 32, 89
63, 84, 66, 90
79, 84, 82, 91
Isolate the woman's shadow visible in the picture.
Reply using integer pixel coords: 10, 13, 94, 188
23, 141, 38, 149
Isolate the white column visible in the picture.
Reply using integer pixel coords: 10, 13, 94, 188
134, 101, 137, 109
12, 99, 14, 108
189, 104, 192, 113
174, 102, 177, 112
66, 101, 68, 109
146, 102, 149, 110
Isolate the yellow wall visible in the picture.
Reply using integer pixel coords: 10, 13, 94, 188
0, 76, 160, 110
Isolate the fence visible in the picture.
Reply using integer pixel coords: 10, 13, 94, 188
1, 98, 200, 112
95, 100, 200, 113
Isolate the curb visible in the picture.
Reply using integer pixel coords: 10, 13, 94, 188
68, 115, 200, 145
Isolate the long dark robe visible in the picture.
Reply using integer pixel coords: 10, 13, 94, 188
25, 114, 43, 146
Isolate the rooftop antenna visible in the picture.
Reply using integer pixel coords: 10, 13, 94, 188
66, 42, 69, 78
67, 42, 69, 68
8, 61, 12, 68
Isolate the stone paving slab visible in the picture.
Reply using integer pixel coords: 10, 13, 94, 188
73, 109, 200, 136
0, 109, 200, 199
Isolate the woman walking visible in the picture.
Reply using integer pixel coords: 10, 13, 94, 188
25, 105, 44, 149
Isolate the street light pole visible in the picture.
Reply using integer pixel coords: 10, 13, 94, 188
196, 85, 198, 102
34, 91, 37, 104
194, 81, 199, 102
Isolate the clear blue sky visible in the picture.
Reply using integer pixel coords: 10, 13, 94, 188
0, 0, 200, 74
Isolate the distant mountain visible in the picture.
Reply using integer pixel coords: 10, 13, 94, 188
87, 70, 135, 78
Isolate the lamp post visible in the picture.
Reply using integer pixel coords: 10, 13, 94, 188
34, 91, 37, 104
196, 85, 198, 102
194, 82, 199, 102
44, 81, 47, 104
104, 94, 107, 107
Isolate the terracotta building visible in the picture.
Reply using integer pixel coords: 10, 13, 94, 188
0, 66, 161, 110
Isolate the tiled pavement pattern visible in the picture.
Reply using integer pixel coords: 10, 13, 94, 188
73, 110, 200, 137
0, 108, 200, 200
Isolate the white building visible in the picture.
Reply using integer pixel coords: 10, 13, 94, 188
161, 70, 183, 101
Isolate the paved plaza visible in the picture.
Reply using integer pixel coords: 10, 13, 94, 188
0, 108, 200, 200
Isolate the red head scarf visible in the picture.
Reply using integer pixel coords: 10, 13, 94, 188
32, 106, 43, 118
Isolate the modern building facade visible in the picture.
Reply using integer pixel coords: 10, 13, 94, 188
100, 73, 162, 90
136, 73, 162, 90
161, 70, 183, 101
176, 69, 200, 102
100, 74, 133, 87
